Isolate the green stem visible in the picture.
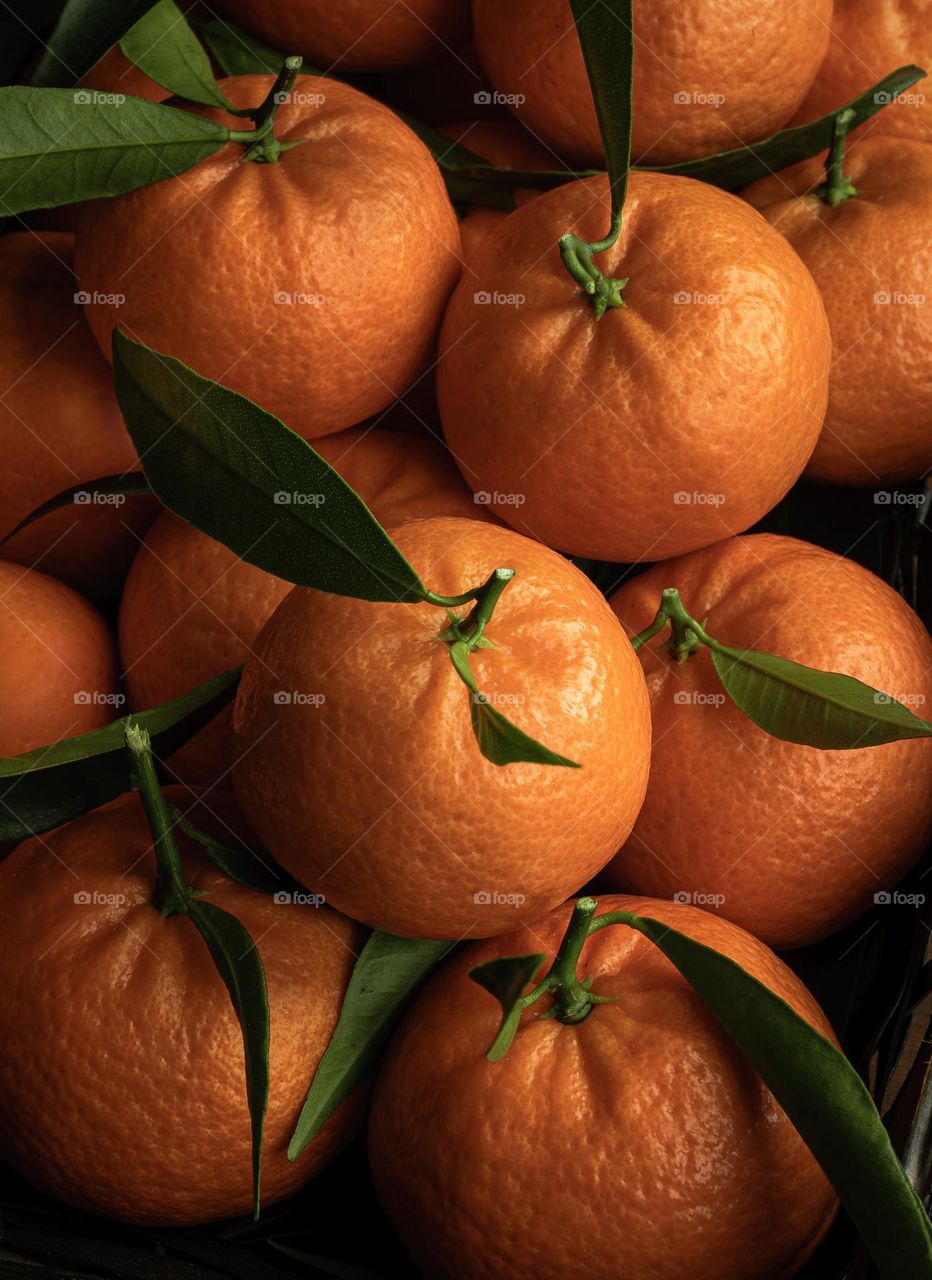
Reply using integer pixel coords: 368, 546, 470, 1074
431, 567, 517, 650
629, 586, 714, 663
815, 107, 858, 207
227, 56, 303, 164
125, 723, 194, 916
559, 209, 628, 319
547, 897, 600, 1023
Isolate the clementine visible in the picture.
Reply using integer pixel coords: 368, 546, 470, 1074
232, 516, 651, 938
606, 533, 932, 950
0, 788, 365, 1225
743, 135, 932, 485
791, 0, 932, 142
472, 0, 833, 166
0, 233, 157, 598
0, 557, 120, 757
214, 0, 471, 72
75, 75, 461, 440
437, 172, 831, 563
119, 426, 493, 786
369, 893, 838, 1280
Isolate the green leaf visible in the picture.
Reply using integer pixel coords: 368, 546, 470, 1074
649, 65, 926, 191
172, 808, 304, 898
195, 17, 292, 77
0, 473, 153, 547
31, 0, 158, 87
121, 0, 232, 108
112, 330, 426, 604
709, 645, 932, 748
569, 0, 633, 218
449, 641, 581, 768
0, 666, 239, 842
0, 87, 228, 215
607, 909, 932, 1280
187, 898, 270, 1220
469, 954, 546, 1062
288, 932, 452, 1160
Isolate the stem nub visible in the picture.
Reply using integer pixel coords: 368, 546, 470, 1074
559, 210, 627, 319
227, 56, 304, 165
815, 107, 859, 208
629, 587, 714, 662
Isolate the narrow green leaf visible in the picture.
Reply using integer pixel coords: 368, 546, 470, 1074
569, 0, 633, 218
449, 641, 581, 768
0, 87, 228, 215
0, 666, 239, 842
31, 0, 158, 87
607, 910, 932, 1280
649, 65, 926, 191
469, 954, 545, 1062
288, 932, 452, 1160
112, 330, 426, 604
0, 473, 153, 547
172, 808, 304, 898
709, 645, 932, 748
187, 898, 270, 1219
121, 0, 232, 108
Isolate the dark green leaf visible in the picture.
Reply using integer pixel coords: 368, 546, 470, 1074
0, 473, 153, 547
172, 808, 304, 897
649, 65, 926, 191
112, 330, 426, 603
469, 953, 545, 1061
187, 898, 269, 1219
606, 909, 932, 1280
0, 666, 239, 842
31, 0, 157, 87
449, 641, 581, 768
0, 87, 228, 215
195, 17, 291, 77
710, 644, 932, 748
288, 932, 452, 1160
569, 0, 632, 217
121, 0, 232, 108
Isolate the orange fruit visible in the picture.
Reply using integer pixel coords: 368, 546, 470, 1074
119, 426, 493, 786
232, 516, 651, 939
472, 0, 832, 166
214, 0, 471, 72
436, 119, 553, 260
437, 172, 831, 563
75, 75, 461, 440
743, 136, 932, 485
0, 788, 365, 1225
0, 232, 157, 599
791, 0, 932, 142
0, 557, 120, 757
369, 893, 838, 1280
606, 533, 932, 950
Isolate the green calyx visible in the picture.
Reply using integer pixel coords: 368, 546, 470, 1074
559, 210, 627, 319
227, 55, 305, 165
815, 107, 859, 207
435, 567, 515, 653
629, 587, 714, 662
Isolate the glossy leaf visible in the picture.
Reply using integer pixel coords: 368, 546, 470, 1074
710, 644, 932, 748
288, 933, 452, 1160
569, 0, 633, 216
650, 65, 926, 190
0, 666, 239, 842
196, 17, 294, 77
112, 330, 426, 603
603, 909, 932, 1280
121, 0, 231, 108
0, 473, 153, 547
31, 0, 157, 87
449, 640, 581, 768
172, 809, 303, 898
187, 898, 270, 1219
469, 954, 546, 1062
0, 88, 228, 215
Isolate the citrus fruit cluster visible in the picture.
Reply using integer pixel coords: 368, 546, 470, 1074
0, 3, 929, 1279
